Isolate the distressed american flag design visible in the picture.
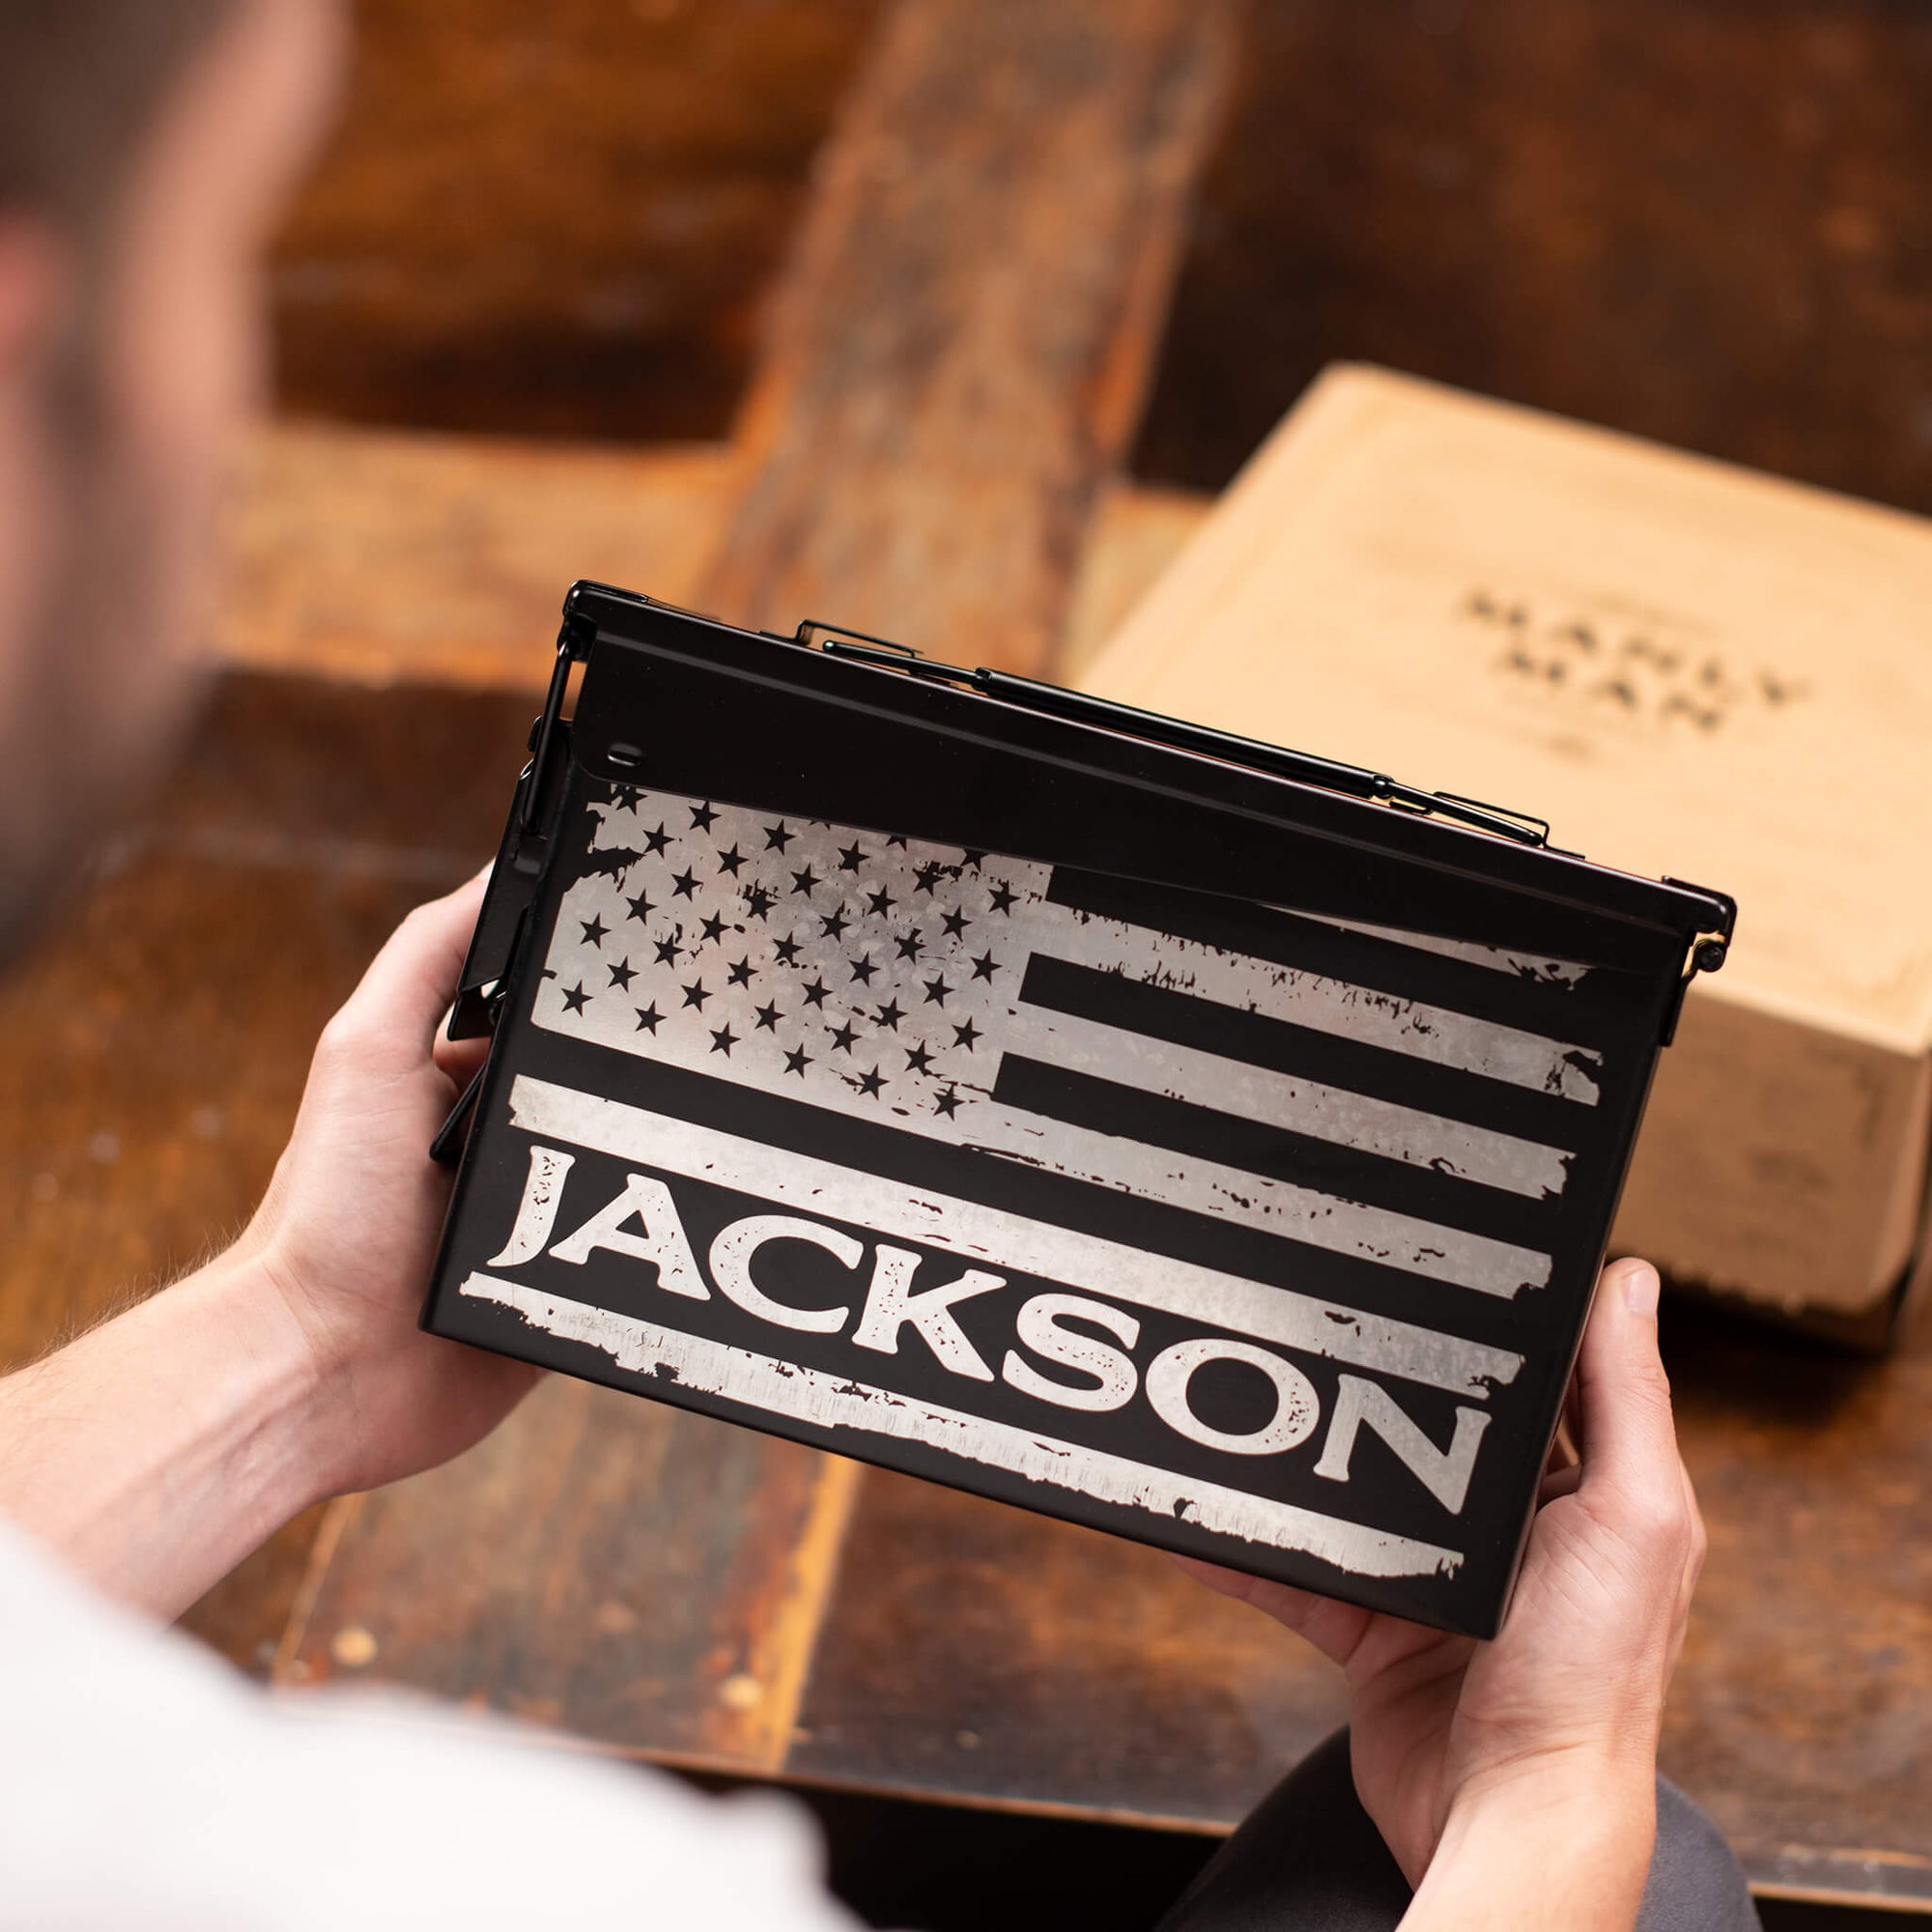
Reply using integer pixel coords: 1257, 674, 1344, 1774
529, 785, 1601, 1307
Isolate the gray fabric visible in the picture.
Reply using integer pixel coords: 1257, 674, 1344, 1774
1639, 1774, 1761, 1932
1155, 1728, 1759, 1932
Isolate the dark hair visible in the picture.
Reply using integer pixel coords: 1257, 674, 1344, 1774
0, 0, 242, 233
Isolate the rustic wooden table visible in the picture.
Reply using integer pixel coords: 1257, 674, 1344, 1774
10, 690, 1931, 1909
5, 0, 1931, 1913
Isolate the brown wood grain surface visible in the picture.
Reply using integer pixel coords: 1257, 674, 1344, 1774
279, 0, 1243, 1805
786, 1471, 1350, 1829
224, 486, 1932, 1906
1134, 0, 1932, 513
0, 673, 536, 1664
273, 0, 883, 443
279, 1391, 861, 1770
776, 1298, 1932, 1904
9, 0, 1928, 1903
0, 675, 530, 1371
1665, 1302, 1932, 1907
696, 0, 1240, 669
1061, 481, 1211, 683
8, 441, 1923, 1904
215, 428, 1206, 696
220, 423, 739, 691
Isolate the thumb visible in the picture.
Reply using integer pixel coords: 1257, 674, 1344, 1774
335, 868, 491, 1058
1573, 1257, 1680, 1513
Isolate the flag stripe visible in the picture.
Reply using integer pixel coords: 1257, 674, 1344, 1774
934, 1100, 1551, 1298
1048, 867, 1608, 1090
1304, 913, 1593, 986
459, 1271, 1466, 1578
1031, 908, 1602, 1103
528, 1033, 1552, 1340
530, 984, 1552, 1295
1019, 955, 1594, 1148
994, 1058, 1562, 1257
506, 1075, 1526, 1396
998, 1002, 1571, 1199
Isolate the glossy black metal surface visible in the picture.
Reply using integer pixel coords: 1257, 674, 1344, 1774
424, 584, 1732, 1637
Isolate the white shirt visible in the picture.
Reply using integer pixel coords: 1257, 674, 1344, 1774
0, 1522, 863, 1929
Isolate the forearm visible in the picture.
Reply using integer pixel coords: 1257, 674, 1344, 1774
0, 1248, 332, 1619
1400, 1773, 1655, 1932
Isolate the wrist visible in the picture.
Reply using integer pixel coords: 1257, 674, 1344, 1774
170, 1246, 347, 1519
1406, 1761, 1655, 1932
1451, 1734, 1658, 1820
0, 1249, 343, 1616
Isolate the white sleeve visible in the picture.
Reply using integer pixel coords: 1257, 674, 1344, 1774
0, 1524, 866, 1931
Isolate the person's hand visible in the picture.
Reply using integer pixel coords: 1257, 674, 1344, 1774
231, 870, 542, 1498
1181, 1258, 1702, 1906
0, 871, 544, 1617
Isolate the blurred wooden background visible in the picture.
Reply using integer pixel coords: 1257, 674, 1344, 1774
273, 0, 885, 441
5, 0, 1932, 1918
276, 0, 1932, 509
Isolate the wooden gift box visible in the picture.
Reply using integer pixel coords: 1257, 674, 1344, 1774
1083, 365, 1932, 1344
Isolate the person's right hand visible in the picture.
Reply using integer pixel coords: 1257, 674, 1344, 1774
236, 869, 543, 1505
1180, 1258, 1704, 1914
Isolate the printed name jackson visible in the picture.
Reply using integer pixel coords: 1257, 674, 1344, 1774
479, 1141, 1493, 1517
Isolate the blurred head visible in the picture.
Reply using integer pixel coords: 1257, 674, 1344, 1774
0, 0, 343, 957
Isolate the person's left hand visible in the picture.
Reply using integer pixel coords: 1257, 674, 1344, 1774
1179, 1258, 1703, 1910
231, 870, 542, 1497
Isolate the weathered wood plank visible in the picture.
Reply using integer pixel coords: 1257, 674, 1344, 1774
205, 423, 1208, 707
0, 674, 530, 1374
1134, 0, 1932, 514
165, 464, 1932, 1909
216, 426, 1216, 694
280, 1386, 862, 1769
787, 1471, 1348, 1826
270, 0, 1239, 1761
219, 424, 739, 690
0, 673, 534, 1669
764, 1304, 1932, 1913
272, 0, 884, 442
698, 0, 1240, 670
1663, 1302, 1932, 1902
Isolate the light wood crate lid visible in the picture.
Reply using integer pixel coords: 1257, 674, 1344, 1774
1085, 364, 1932, 1057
